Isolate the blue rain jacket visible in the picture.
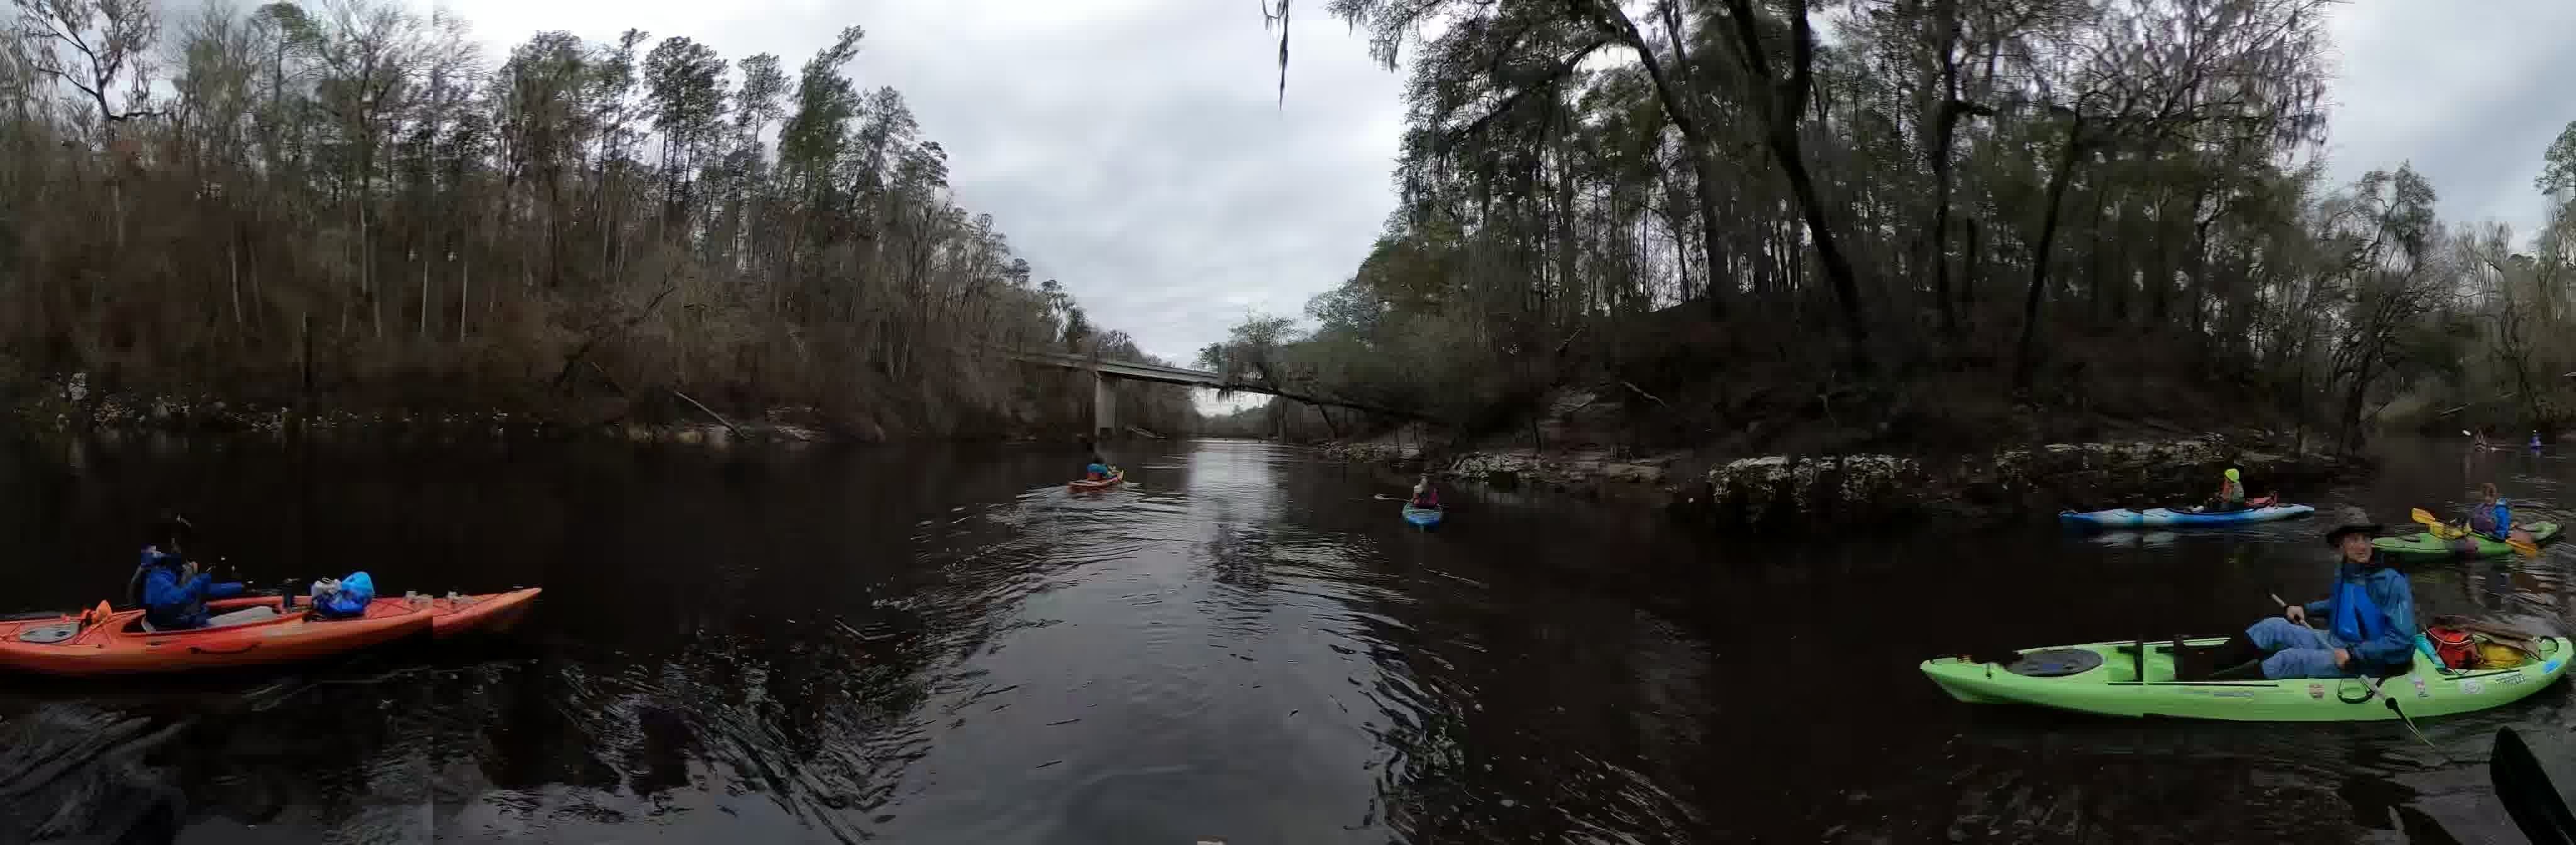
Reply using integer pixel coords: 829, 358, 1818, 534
135, 548, 245, 629
2300, 554, 2417, 671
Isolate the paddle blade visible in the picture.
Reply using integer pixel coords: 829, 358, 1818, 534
2492, 727, 2576, 845
2514, 539, 2544, 558
2413, 507, 2443, 527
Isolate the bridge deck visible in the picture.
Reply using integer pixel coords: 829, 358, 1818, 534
1001, 348, 1407, 416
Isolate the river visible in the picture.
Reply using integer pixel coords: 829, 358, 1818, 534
0, 434, 2568, 843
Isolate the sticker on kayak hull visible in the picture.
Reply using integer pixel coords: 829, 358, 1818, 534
2546, 659, 2563, 675
2462, 679, 2487, 695
2308, 683, 2324, 700
2412, 676, 2430, 699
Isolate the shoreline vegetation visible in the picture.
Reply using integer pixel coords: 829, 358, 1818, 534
13, 0, 2576, 531
0, 1, 1198, 446
1198, 0, 2576, 527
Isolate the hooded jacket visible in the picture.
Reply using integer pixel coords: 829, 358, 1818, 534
132, 548, 246, 629
2299, 553, 2416, 671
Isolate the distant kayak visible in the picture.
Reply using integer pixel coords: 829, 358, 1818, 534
1923, 634, 2571, 721
1401, 504, 1443, 528
2059, 502, 2315, 527
1069, 469, 1124, 491
0, 588, 542, 677
2375, 521, 2563, 560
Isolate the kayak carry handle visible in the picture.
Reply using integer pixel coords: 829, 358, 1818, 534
187, 642, 260, 655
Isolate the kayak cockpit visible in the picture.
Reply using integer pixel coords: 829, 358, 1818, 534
130, 604, 282, 634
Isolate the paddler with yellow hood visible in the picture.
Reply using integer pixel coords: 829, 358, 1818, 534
2205, 467, 2248, 513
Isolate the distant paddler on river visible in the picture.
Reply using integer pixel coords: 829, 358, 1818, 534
2203, 467, 2248, 513
2370, 485, 2548, 558
1079, 435, 1113, 480
2467, 483, 2539, 551
1372, 473, 1445, 528
1069, 434, 1123, 490
1370, 473, 1441, 507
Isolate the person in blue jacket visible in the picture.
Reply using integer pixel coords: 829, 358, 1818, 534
128, 514, 247, 630
1079, 436, 1113, 480
2465, 482, 2534, 547
2178, 523, 2416, 680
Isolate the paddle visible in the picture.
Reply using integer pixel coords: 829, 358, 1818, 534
2493, 726, 2576, 844
2413, 507, 2542, 557
0, 559, 287, 622
2412, 507, 2472, 541
2268, 588, 2451, 765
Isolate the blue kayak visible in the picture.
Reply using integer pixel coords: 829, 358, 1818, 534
1402, 504, 1443, 528
2059, 502, 2315, 528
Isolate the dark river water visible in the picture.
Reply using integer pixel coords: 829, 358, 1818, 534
2, 434, 2573, 843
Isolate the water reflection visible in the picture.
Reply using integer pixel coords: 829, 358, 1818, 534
4, 437, 2576, 841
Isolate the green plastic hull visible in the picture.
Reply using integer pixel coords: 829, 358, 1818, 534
2373, 521, 2563, 559
1921, 636, 2572, 722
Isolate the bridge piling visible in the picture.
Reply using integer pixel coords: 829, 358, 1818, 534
1093, 370, 1116, 441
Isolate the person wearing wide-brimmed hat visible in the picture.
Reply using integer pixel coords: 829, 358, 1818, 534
2174, 522, 2418, 680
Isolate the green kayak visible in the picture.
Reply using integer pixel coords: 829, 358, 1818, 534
2374, 521, 2563, 559
1922, 636, 2571, 721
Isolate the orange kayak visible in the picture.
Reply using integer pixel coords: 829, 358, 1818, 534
0, 598, 430, 677
210, 587, 543, 641
1070, 469, 1124, 491
0, 588, 541, 677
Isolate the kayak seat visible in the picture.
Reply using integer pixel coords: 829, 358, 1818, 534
135, 605, 280, 634
2004, 648, 2103, 677
2168, 639, 2265, 681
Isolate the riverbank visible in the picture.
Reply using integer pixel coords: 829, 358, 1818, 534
1318, 422, 2355, 534
4, 372, 841, 446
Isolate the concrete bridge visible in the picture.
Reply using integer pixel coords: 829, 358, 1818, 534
1000, 348, 1406, 438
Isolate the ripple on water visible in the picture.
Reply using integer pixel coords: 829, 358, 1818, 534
28, 438, 2576, 842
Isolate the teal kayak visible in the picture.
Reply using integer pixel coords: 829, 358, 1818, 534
1923, 636, 2571, 721
2058, 502, 2314, 528
1401, 504, 1442, 528
2374, 521, 2562, 559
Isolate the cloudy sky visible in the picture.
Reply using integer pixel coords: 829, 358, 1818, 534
432, 0, 1401, 369
423, 0, 2576, 368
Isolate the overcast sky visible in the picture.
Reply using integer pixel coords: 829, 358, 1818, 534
423, 0, 2576, 368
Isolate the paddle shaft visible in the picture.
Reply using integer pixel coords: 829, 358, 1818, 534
2494, 727, 2576, 845
2270, 592, 2455, 761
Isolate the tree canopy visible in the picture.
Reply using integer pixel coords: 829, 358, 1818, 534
1231, 0, 2576, 454
1, 0, 1193, 436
